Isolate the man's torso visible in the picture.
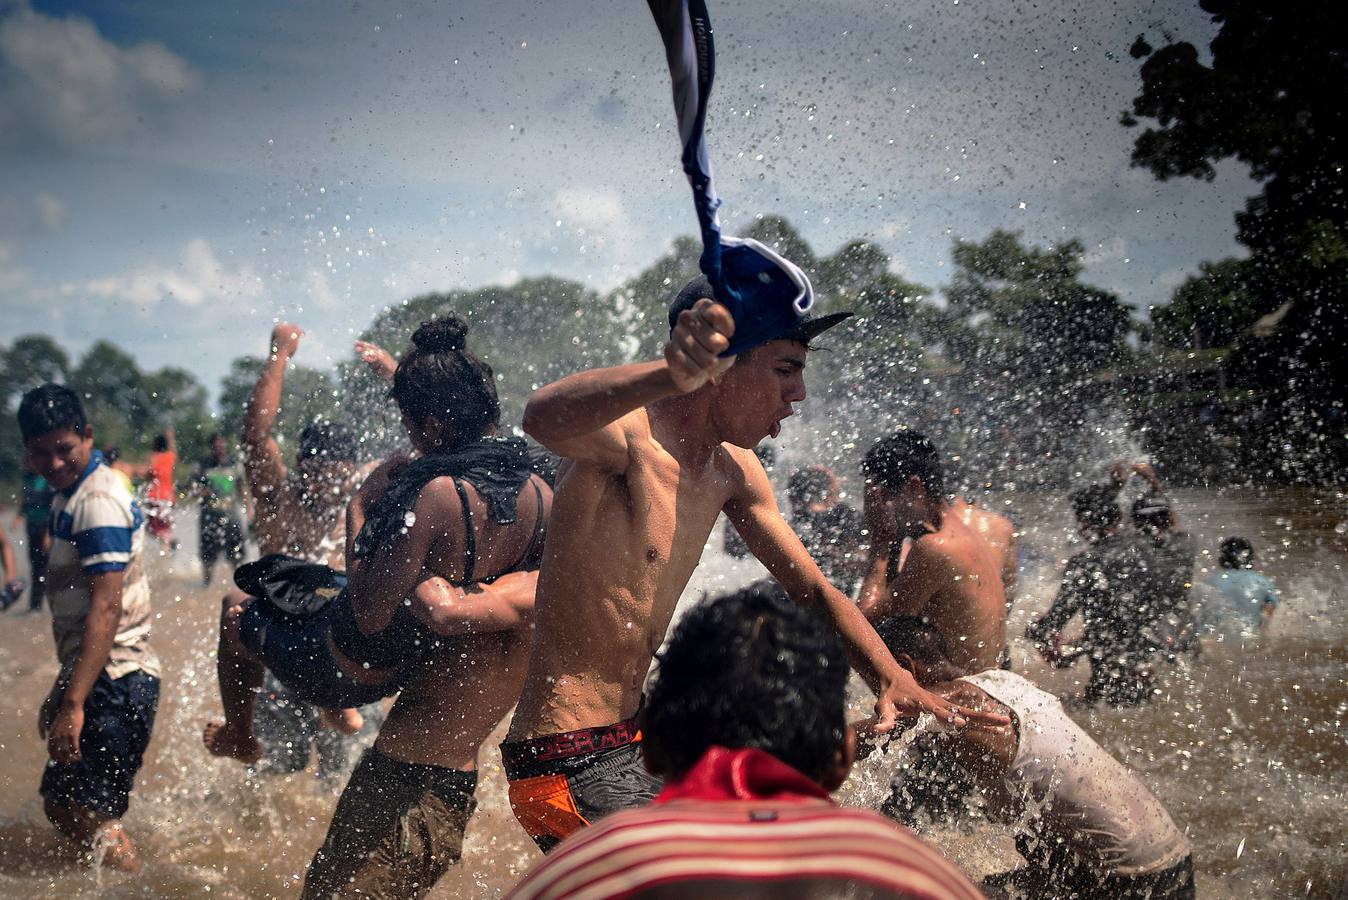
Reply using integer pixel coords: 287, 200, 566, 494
198, 457, 241, 515
47, 460, 159, 679
510, 414, 740, 739
909, 515, 1007, 671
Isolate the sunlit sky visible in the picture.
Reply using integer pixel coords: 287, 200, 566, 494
1, 0, 1256, 397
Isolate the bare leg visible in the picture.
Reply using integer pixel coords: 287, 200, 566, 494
319, 707, 364, 735
44, 799, 142, 873
203, 591, 264, 763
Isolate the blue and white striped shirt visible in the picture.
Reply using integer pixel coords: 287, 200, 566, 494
47, 452, 159, 679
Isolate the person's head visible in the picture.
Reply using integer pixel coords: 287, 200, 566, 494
152, 433, 170, 453
668, 275, 849, 450
1220, 536, 1255, 570
292, 420, 359, 508
390, 316, 500, 454
18, 384, 93, 492
641, 579, 853, 790
1069, 484, 1120, 542
863, 430, 946, 533
1131, 493, 1174, 538
873, 616, 965, 685
103, 446, 121, 464
788, 466, 838, 515
208, 432, 228, 462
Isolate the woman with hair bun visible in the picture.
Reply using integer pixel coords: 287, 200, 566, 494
206, 315, 551, 898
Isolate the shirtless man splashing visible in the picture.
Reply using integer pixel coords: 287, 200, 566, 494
502, 267, 1001, 851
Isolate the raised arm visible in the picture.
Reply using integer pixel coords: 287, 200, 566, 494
242, 323, 302, 500
857, 538, 944, 623
724, 453, 1005, 730
522, 298, 735, 470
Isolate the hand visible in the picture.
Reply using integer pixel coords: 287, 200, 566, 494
270, 322, 303, 360
354, 340, 397, 380
871, 665, 1010, 731
864, 483, 899, 548
665, 298, 735, 393
47, 703, 84, 764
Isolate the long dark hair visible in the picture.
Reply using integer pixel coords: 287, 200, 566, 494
390, 316, 500, 448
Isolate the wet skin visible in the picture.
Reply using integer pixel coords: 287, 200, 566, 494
509, 299, 1002, 742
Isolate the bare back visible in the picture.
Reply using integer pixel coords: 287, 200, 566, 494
251, 470, 371, 568
952, 497, 1018, 601
507, 407, 740, 740
896, 514, 1007, 671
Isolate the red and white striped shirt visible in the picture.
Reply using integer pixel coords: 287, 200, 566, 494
507, 747, 982, 900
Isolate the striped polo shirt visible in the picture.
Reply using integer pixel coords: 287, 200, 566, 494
47, 451, 160, 680
507, 768, 982, 900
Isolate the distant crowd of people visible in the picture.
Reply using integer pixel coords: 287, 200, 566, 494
4, 257, 1286, 898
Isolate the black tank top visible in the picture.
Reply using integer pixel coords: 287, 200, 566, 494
330, 478, 547, 671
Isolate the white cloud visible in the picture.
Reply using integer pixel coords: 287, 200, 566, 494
1082, 236, 1128, 267
0, 1, 200, 149
304, 268, 341, 310
82, 238, 263, 307
550, 188, 626, 234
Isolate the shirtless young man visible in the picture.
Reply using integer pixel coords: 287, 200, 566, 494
950, 497, 1017, 604
857, 431, 1007, 672
205, 322, 376, 757
870, 618, 1195, 899
502, 272, 997, 852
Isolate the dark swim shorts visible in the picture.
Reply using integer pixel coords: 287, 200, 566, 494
502, 719, 663, 852
238, 596, 396, 711
40, 669, 160, 819
302, 748, 477, 900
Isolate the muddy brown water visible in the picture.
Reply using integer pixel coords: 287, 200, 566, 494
0, 487, 1344, 898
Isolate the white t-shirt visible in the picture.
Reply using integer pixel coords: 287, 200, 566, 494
47, 453, 160, 680
961, 669, 1188, 877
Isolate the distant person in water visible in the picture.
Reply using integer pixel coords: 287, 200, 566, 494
1195, 537, 1278, 643
193, 433, 246, 586
0, 523, 26, 611
144, 429, 178, 550
869, 617, 1195, 900
788, 465, 865, 594
508, 581, 983, 900
1126, 467, 1198, 657
1027, 484, 1158, 705
14, 464, 54, 610
210, 323, 381, 770
857, 431, 1008, 672
18, 384, 160, 873
503, 267, 994, 853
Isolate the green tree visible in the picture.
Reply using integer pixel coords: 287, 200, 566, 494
1150, 257, 1275, 349
346, 276, 629, 455
1125, 1, 1347, 478
217, 356, 339, 459
1, 335, 70, 404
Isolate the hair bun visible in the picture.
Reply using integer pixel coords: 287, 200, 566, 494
412, 316, 468, 354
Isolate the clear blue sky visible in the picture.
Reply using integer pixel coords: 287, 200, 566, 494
0, 0, 1255, 398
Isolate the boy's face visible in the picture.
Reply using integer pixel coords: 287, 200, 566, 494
710, 339, 808, 449
25, 425, 94, 492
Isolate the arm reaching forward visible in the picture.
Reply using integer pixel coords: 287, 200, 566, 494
725, 451, 1007, 731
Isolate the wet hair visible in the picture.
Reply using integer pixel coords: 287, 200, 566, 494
153, 434, 170, 453
1131, 493, 1173, 533
527, 444, 562, 488
390, 316, 500, 444
788, 466, 835, 510
1070, 484, 1120, 534
754, 444, 777, 471
1220, 536, 1255, 570
863, 430, 945, 499
299, 420, 358, 464
873, 615, 953, 670
17, 384, 86, 441
643, 579, 848, 782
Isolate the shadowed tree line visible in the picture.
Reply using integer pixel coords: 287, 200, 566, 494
4, 0, 1341, 491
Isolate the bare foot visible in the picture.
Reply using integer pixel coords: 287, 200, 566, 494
202, 720, 263, 763
319, 707, 364, 735
92, 822, 142, 873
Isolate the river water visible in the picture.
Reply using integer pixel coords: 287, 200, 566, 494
0, 487, 1344, 898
